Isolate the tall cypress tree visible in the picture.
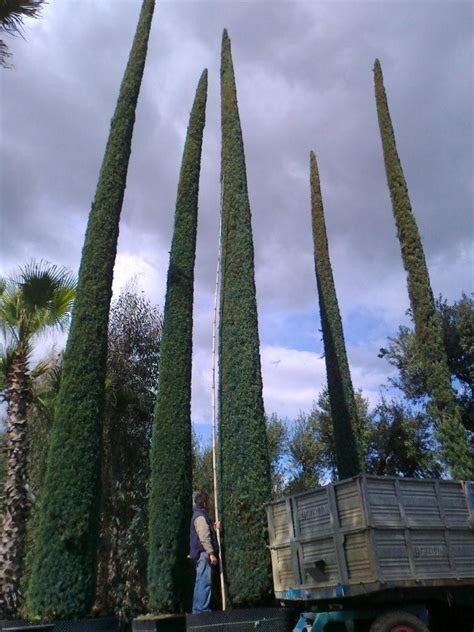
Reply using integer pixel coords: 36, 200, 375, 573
373, 59, 473, 479
147, 70, 208, 613
26, 0, 156, 617
219, 29, 272, 606
310, 151, 362, 479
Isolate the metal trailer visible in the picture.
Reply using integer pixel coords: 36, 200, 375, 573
266, 475, 474, 632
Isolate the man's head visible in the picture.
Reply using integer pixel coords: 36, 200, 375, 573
194, 491, 209, 510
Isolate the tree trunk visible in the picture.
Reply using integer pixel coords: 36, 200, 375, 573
0, 349, 30, 614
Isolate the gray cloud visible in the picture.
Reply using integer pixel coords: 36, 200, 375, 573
1, 0, 472, 423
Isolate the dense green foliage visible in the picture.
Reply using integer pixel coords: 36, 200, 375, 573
18, 289, 161, 621
20, 355, 62, 608
148, 70, 208, 613
26, 1, 155, 617
219, 29, 272, 606
96, 289, 161, 619
286, 389, 370, 492
310, 151, 362, 479
268, 390, 440, 495
192, 417, 287, 507
374, 59, 473, 479
192, 432, 213, 501
380, 294, 474, 434
367, 398, 441, 478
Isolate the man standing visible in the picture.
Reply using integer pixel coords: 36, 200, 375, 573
189, 492, 219, 613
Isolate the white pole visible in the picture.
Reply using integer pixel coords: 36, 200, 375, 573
211, 175, 226, 610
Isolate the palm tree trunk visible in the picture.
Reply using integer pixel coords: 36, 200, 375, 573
0, 349, 30, 614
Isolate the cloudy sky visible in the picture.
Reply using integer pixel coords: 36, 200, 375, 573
1, 0, 472, 437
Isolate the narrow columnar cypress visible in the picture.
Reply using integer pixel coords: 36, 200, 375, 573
26, 0, 156, 617
147, 70, 208, 613
310, 151, 363, 479
219, 29, 272, 606
373, 59, 473, 479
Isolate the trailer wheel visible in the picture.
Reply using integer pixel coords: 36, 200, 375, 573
369, 610, 429, 632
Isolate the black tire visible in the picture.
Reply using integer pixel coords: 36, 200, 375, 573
369, 610, 429, 632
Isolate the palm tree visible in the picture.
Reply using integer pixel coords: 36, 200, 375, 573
0, 0, 45, 67
0, 260, 75, 614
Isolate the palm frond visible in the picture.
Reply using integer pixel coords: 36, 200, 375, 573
0, 0, 45, 36
0, 38, 12, 68
44, 357, 62, 392
20, 260, 75, 290
29, 355, 62, 420
0, 259, 76, 351
47, 286, 76, 331
0, 342, 16, 393
0, 290, 22, 342
18, 260, 76, 332
29, 359, 51, 380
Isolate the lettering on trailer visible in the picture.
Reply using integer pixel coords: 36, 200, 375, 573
413, 545, 445, 558
299, 504, 329, 522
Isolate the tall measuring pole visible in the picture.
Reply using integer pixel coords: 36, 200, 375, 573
211, 176, 226, 610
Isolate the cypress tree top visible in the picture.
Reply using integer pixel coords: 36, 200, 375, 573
373, 58, 473, 479
310, 150, 362, 479
219, 28, 272, 606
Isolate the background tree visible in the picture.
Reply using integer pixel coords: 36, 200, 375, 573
192, 433, 213, 501
282, 389, 439, 490
310, 150, 362, 479
26, 0, 156, 618
380, 294, 474, 435
192, 416, 288, 506
286, 389, 370, 493
367, 398, 441, 478
0, 262, 75, 614
0, 0, 44, 67
266, 413, 288, 498
309, 388, 371, 480
286, 411, 324, 494
219, 29, 272, 606
95, 287, 161, 621
374, 59, 473, 479
148, 70, 207, 613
